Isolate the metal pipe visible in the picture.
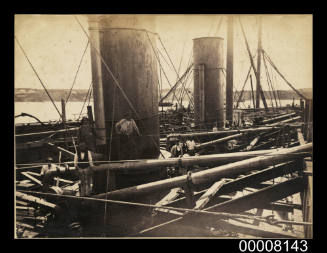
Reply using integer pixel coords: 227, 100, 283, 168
93, 143, 311, 200
195, 133, 243, 150
90, 148, 276, 173
167, 126, 284, 140
261, 112, 296, 124
88, 16, 107, 147
267, 116, 301, 126
44, 148, 279, 178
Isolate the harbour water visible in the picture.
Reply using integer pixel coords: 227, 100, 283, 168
15, 101, 93, 124
14, 99, 300, 124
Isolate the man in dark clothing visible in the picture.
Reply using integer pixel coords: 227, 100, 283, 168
77, 117, 103, 153
74, 142, 94, 169
170, 140, 184, 158
40, 157, 59, 192
74, 142, 94, 196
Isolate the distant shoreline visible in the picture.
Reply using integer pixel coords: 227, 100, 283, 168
15, 88, 312, 102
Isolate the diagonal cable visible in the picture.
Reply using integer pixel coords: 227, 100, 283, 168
15, 36, 62, 118
66, 40, 90, 104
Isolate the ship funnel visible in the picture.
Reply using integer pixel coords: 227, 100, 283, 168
88, 15, 159, 160
193, 37, 225, 129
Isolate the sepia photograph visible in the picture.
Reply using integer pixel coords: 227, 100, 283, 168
14, 14, 313, 239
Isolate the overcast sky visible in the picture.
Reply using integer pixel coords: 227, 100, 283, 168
14, 14, 312, 92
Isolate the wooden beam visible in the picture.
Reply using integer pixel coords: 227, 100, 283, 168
194, 179, 226, 210
205, 177, 305, 214
297, 129, 306, 145
302, 157, 313, 238
154, 188, 184, 216
244, 136, 260, 151
15, 127, 79, 138
216, 218, 297, 238
16, 191, 56, 209
47, 142, 75, 157
21, 172, 42, 185
25, 171, 41, 177
53, 177, 74, 184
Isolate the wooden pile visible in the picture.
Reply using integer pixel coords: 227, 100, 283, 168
15, 168, 80, 238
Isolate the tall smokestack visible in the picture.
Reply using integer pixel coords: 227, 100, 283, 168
88, 15, 159, 160
193, 37, 225, 128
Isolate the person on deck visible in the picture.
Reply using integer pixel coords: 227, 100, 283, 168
115, 115, 141, 160
170, 140, 184, 158
77, 117, 103, 153
185, 138, 196, 156
74, 142, 94, 169
74, 142, 94, 196
40, 157, 59, 192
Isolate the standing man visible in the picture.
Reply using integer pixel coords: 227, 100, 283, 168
74, 142, 94, 196
115, 115, 141, 160
77, 117, 103, 153
74, 142, 94, 169
40, 157, 59, 192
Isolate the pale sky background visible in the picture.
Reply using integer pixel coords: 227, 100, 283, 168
14, 14, 312, 93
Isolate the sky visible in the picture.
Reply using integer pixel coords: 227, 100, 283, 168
14, 14, 312, 92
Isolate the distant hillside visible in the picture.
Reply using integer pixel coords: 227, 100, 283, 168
15, 88, 91, 102
233, 88, 312, 101
161, 87, 312, 101
15, 87, 312, 102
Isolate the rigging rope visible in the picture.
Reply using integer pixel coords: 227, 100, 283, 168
74, 16, 164, 158
104, 82, 116, 225
266, 55, 282, 107
235, 65, 252, 109
157, 35, 194, 105
156, 47, 177, 73
15, 36, 62, 118
214, 16, 224, 36
177, 29, 188, 76
66, 41, 90, 104
146, 33, 179, 103
262, 53, 279, 108
238, 17, 268, 111
77, 81, 92, 120
262, 50, 307, 100
15, 113, 45, 125
19, 189, 313, 227
207, 15, 216, 36
178, 69, 193, 105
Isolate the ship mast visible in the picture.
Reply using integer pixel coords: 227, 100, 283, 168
226, 16, 234, 125
256, 16, 262, 108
